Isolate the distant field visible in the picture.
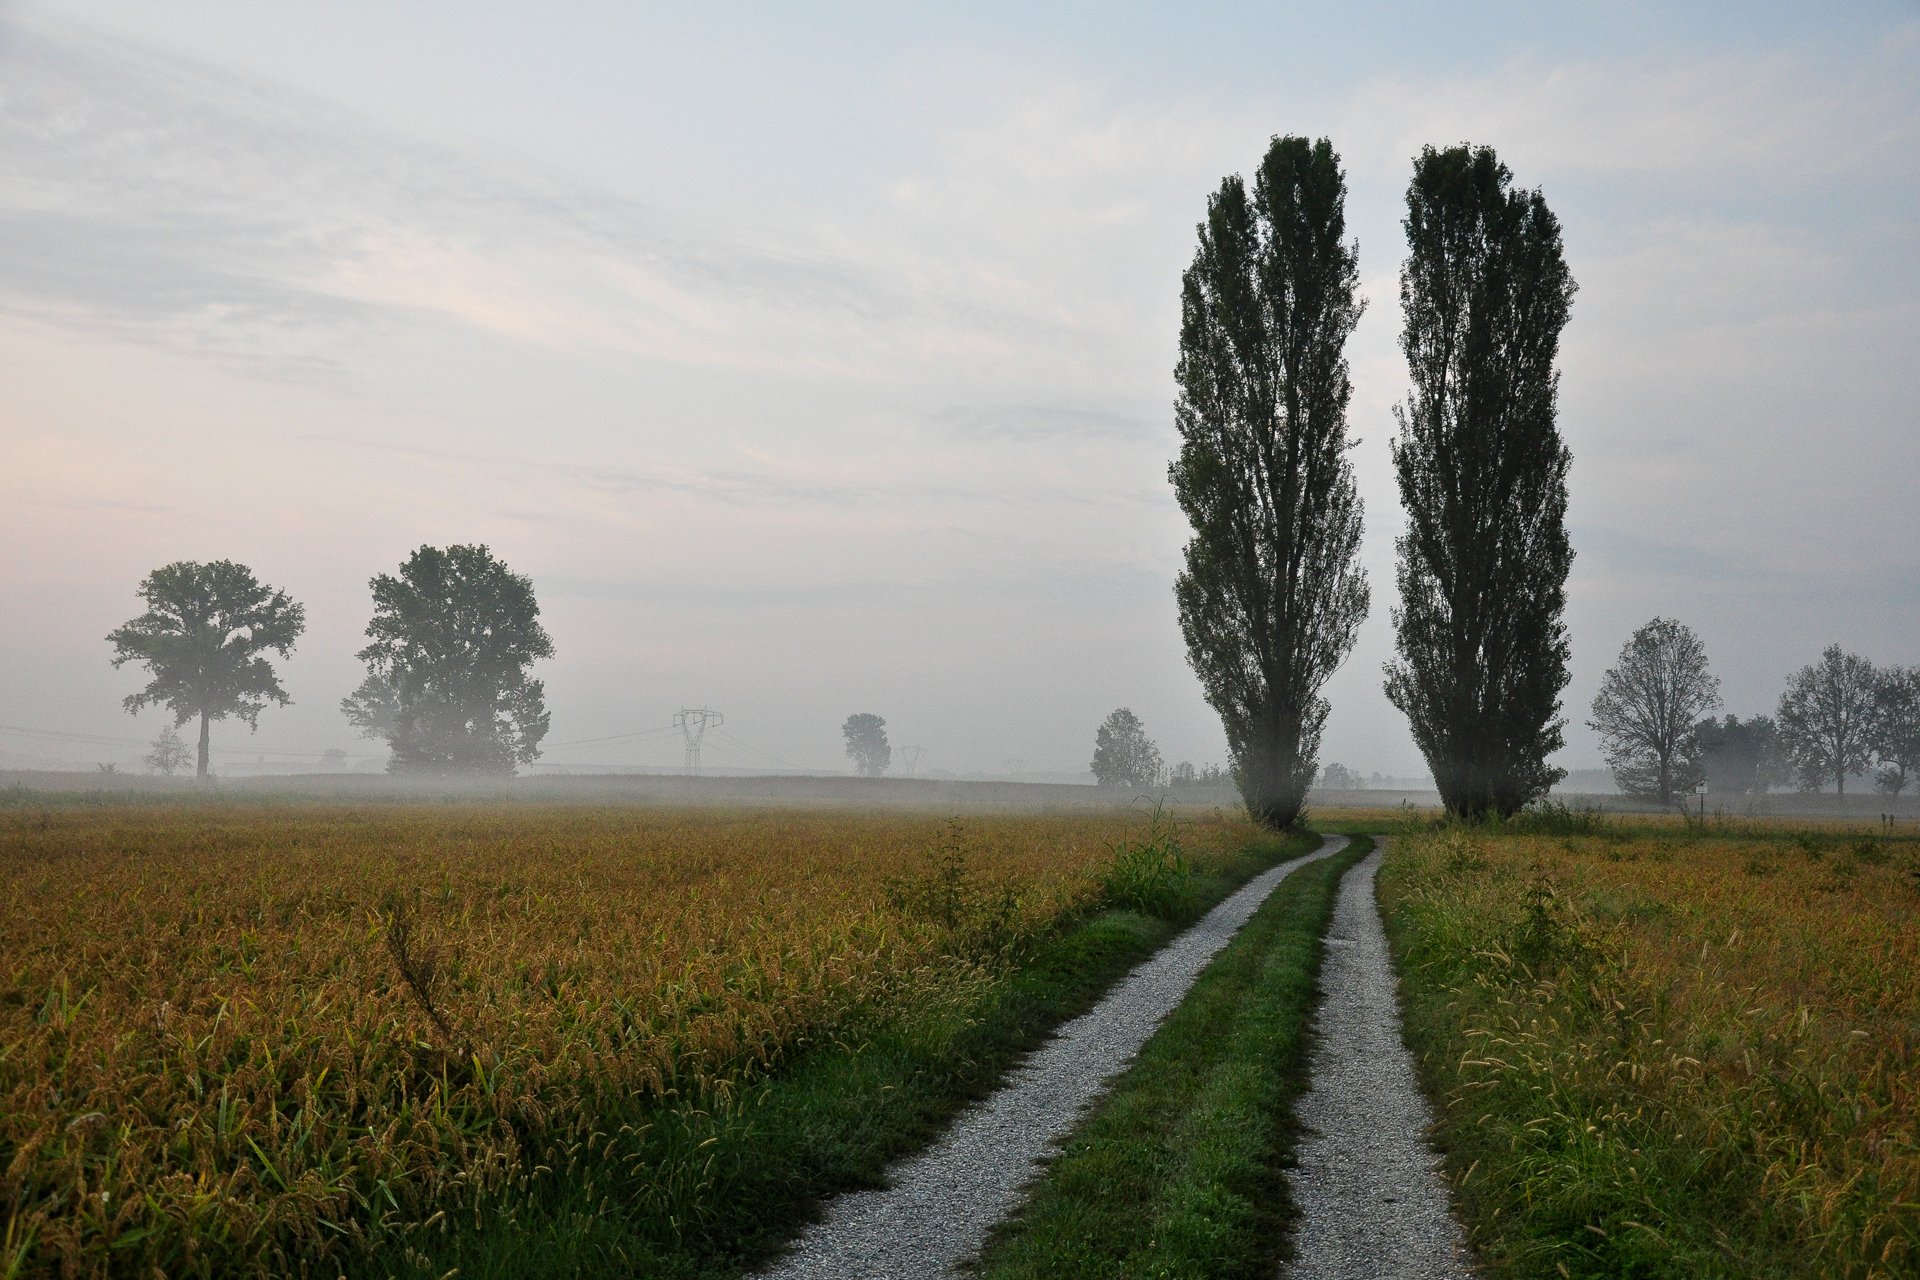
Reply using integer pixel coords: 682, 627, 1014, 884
0, 800, 1274, 1277
1380, 818, 1920, 1278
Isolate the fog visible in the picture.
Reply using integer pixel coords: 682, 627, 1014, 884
3, 2, 1916, 782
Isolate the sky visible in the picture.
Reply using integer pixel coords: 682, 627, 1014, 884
2, 1, 1916, 778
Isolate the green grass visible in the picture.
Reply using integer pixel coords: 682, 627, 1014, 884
1377, 828, 1920, 1278
969, 836, 1370, 1280
369, 829, 1320, 1280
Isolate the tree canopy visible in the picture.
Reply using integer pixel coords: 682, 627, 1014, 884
1092, 708, 1163, 788
1776, 645, 1876, 796
1869, 664, 1920, 796
346, 544, 553, 775
106, 559, 306, 778
1171, 134, 1370, 830
1588, 618, 1721, 806
1695, 715, 1786, 796
1383, 144, 1576, 820
842, 713, 890, 777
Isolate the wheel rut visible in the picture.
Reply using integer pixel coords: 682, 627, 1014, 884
1282, 842, 1475, 1278
755, 835, 1351, 1280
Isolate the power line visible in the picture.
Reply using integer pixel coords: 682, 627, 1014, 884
541, 723, 680, 749
707, 726, 797, 772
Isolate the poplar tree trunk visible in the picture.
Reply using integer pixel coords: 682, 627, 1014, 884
197, 711, 211, 779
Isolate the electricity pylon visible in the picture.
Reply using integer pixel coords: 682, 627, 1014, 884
674, 708, 724, 775
900, 744, 923, 778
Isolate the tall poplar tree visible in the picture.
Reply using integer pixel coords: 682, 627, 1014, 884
1384, 144, 1577, 820
1171, 134, 1370, 830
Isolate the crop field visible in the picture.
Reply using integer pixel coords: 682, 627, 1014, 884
1380, 817, 1920, 1279
0, 799, 1273, 1278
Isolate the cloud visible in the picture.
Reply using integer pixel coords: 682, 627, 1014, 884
930, 404, 1159, 443
1336, 46, 1919, 182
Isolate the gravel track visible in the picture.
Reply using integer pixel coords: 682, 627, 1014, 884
1284, 844, 1474, 1279
755, 834, 1351, 1280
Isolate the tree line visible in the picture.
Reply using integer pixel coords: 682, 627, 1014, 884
108, 544, 551, 779
1589, 619, 1920, 804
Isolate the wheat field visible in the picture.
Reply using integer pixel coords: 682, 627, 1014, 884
0, 800, 1259, 1277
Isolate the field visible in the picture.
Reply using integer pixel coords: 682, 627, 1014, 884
1378, 815, 1920, 1278
0, 798, 1282, 1278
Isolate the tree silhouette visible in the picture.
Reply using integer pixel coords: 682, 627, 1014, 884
1777, 645, 1876, 796
842, 713, 890, 776
1172, 135, 1370, 830
349, 545, 553, 775
1589, 618, 1721, 806
107, 560, 306, 778
1384, 144, 1576, 820
1092, 708, 1162, 788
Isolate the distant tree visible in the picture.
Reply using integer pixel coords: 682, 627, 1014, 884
842, 713, 891, 777
1777, 646, 1877, 796
1171, 761, 1198, 785
1383, 145, 1576, 821
145, 724, 192, 777
320, 747, 349, 771
349, 545, 553, 775
1091, 708, 1163, 788
1588, 618, 1721, 806
1171, 135, 1370, 831
1695, 715, 1786, 796
1316, 762, 1359, 790
107, 559, 306, 779
1869, 665, 1920, 796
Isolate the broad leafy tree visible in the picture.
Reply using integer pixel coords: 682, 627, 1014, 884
1091, 708, 1163, 788
1776, 645, 1876, 796
347, 544, 553, 775
1171, 134, 1370, 831
1869, 665, 1920, 796
842, 713, 891, 777
107, 559, 306, 778
1383, 144, 1577, 820
1695, 714, 1786, 795
1588, 618, 1721, 806
1318, 762, 1362, 791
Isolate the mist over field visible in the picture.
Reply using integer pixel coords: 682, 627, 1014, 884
2, 1, 1916, 785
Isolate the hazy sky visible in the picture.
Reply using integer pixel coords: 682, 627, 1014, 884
3, 1, 1916, 777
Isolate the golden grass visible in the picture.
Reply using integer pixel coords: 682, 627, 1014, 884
1380, 823, 1920, 1278
0, 802, 1260, 1277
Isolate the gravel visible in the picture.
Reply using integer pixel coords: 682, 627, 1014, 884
755, 834, 1351, 1280
1284, 844, 1475, 1279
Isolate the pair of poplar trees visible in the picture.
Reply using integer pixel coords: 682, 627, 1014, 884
1172, 137, 1576, 827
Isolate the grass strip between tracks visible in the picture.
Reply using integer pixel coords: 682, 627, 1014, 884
971, 836, 1371, 1280
372, 828, 1321, 1280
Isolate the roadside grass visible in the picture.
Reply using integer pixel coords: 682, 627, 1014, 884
1378, 826, 1920, 1279
0, 799, 1308, 1278
969, 836, 1370, 1280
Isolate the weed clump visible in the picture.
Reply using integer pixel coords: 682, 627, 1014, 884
1097, 806, 1194, 919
